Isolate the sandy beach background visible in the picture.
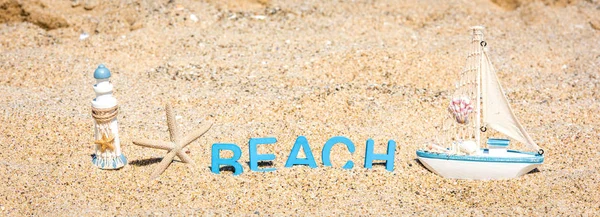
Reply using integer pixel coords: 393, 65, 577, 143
1, 0, 599, 215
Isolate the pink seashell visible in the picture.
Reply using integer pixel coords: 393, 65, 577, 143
448, 97, 474, 124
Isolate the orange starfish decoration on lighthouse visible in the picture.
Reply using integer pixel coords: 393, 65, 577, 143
95, 133, 115, 152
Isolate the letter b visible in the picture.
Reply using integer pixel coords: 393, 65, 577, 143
211, 143, 243, 175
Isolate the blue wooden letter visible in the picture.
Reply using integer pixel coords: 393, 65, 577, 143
249, 137, 277, 172
284, 136, 317, 168
211, 143, 243, 175
322, 136, 355, 169
364, 139, 396, 171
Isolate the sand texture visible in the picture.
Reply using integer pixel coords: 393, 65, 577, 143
1, 0, 600, 215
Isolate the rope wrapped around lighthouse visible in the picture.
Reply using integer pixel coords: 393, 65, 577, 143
91, 64, 127, 169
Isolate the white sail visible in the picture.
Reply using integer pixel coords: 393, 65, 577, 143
481, 51, 541, 151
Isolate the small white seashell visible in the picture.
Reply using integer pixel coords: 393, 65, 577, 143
459, 140, 478, 155
252, 15, 267, 20
190, 14, 199, 22
79, 32, 89, 40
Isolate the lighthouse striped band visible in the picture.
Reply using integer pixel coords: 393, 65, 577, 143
92, 153, 127, 169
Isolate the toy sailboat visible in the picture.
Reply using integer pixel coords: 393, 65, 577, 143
416, 26, 544, 180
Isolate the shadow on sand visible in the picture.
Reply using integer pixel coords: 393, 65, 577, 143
129, 157, 162, 166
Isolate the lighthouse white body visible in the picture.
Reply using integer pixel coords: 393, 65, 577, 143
92, 65, 127, 169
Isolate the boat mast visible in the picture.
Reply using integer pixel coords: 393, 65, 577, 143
471, 26, 484, 151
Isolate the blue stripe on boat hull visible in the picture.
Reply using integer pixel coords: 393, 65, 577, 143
416, 149, 544, 164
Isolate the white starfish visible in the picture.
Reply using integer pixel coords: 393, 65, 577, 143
133, 103, 212, 180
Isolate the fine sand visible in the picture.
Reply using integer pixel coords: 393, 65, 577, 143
1, 0, 599, 215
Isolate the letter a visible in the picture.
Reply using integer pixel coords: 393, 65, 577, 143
285, 136, 317, 168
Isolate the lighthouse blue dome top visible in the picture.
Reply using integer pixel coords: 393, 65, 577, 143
94, 64, 111, 79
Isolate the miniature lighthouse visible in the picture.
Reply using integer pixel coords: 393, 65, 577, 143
91, 64, 127, 169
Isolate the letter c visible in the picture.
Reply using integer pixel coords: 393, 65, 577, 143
321, 136, 355, 169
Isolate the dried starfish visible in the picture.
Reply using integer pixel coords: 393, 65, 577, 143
133, 103, 212, 180
94, 133, 115, 152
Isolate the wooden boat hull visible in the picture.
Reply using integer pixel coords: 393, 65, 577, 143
416, 149, 544, 180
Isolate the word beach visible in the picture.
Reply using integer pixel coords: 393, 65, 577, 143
211, 136, 396, 175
